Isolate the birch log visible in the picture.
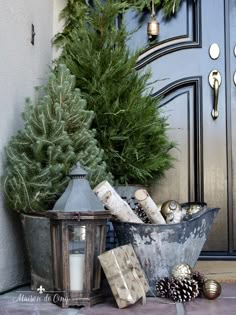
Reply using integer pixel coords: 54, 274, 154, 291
93, 181, 142, 223
134, 189, 166, 224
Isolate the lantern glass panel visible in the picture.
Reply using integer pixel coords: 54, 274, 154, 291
68, 225, 86, 291
93, 225, 102, 290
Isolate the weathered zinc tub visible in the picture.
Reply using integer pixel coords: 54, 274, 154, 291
113, 207, 219, 295
21, 213, 53, 290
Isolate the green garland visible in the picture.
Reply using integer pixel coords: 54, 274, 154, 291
54, 0, 182, 45
126, 0, 182, 17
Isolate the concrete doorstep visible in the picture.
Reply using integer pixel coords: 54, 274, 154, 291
195, 261, 236, 283
1, 283, 236, 315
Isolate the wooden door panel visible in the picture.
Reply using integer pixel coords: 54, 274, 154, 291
150, 85, 197, 204
202, 70, 228, 251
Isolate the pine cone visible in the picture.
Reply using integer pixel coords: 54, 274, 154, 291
192, 271, 206, 297
127, 200, 151, 224
170, 278, 199, 302
133, 204, 152, 223
156, 277, 171, 298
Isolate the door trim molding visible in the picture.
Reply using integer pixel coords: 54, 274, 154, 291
136, 0, 202, 70
224, 0, 234, 253
154, 76, 204, 202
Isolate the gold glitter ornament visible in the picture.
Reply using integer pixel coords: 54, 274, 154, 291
171, 263, 192, 280
202, 279, 221, 300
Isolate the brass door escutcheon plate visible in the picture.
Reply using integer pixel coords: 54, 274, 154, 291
209, 70, 221, 88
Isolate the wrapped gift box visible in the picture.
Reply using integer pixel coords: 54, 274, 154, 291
98, 244, 149, 308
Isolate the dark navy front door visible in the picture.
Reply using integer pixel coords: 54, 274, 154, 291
127, 0, 236, 254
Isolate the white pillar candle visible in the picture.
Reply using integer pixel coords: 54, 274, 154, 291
69, 253, 85, 291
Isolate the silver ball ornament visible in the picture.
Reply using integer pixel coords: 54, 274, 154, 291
161, 200, 182, 224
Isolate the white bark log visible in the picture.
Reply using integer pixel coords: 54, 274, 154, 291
134, 189, 166, 224
93, 181, 142, 223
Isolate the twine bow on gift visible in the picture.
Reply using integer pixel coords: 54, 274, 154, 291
126, 259, 147, 305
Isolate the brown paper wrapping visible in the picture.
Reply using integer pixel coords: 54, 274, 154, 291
98, 244, 149, 308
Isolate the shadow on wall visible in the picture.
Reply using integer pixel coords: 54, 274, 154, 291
0, 0, 54, 292
0, 199, 30, 293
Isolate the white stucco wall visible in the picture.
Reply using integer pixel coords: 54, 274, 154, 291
0, 0, 53, 292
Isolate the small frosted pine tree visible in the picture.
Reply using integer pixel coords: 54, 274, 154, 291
4, 64, 112, 213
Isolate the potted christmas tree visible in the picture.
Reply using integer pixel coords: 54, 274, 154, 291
57, 0, 174, 187
4, 64, 112, 289
56, 0, 175, 206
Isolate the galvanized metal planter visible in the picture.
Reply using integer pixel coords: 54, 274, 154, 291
20, 213, 53, 290
113, 207, 219, 295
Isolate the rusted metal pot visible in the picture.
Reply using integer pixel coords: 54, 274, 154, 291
113, 207, 219, 295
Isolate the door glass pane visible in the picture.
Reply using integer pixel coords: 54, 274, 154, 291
93, 225, 102, 289
53, 224, 62, 290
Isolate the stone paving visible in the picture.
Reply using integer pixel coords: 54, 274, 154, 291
0, 284, 236, 315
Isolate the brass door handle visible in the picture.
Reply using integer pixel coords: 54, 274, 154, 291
212, 77, 219, 119
209, 70, 221, 120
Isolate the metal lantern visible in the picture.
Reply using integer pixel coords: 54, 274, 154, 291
47, 163, 111, 308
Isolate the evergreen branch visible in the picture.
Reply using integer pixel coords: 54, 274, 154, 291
15, 168, 34, 211
30, 116, 43, 130
28, 182, 49, 188
35, 138, 53, 144
104, 109, 127, 116
21, 153, 33, 166
32, 191, 40, 202
6, 149, 24, 164
3, 176, 11, 203
40, 114, 47, 135
46, 102, 52, 121
24, 131, 34, 142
